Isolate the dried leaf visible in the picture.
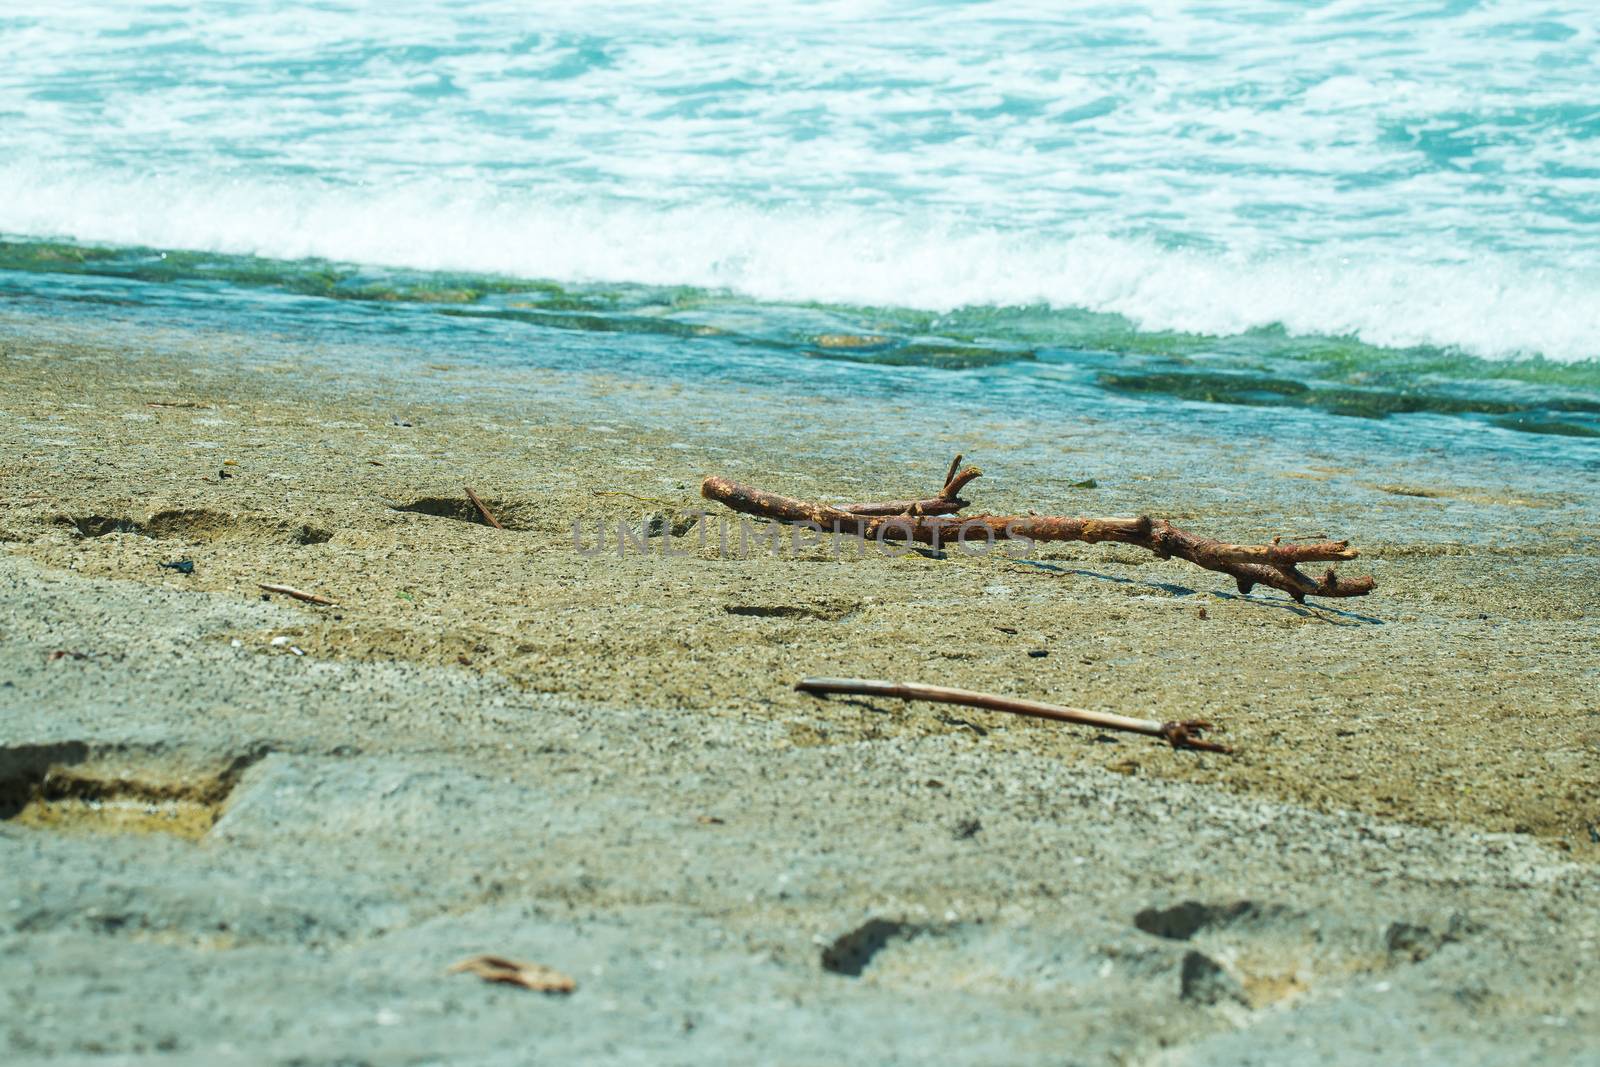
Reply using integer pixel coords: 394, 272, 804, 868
446, 954, 576, 994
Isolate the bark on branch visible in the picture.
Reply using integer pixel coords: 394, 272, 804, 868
700, 457, 1375, 602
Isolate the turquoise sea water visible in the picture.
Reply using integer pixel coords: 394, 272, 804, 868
1, 1, 1598, 445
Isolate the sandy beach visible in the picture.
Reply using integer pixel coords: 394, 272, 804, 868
5, 328, 1597, 847
2, 322, 1597, 1063
6, 3, 1600, 1060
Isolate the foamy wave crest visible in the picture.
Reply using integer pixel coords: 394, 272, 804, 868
3, 167, 1596, 363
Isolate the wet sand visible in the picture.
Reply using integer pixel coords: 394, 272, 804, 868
4, 331, 1596, 849
2, 326, 1598, 1063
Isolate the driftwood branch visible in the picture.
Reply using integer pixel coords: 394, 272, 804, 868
700, 457, 1375, 602
797, 677, 1229, 752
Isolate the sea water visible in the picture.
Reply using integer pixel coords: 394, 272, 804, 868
1, 0, 1598, 459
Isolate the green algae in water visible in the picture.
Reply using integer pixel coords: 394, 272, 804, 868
1098, 370, 1311, 406
0, 239, 516, 304
438, 306, 721, 339
3, 236, 1597, 439
1099, 367, 1600, 434
0, 241, 121, 268
1490, 414, 1600, 438
808, 342, 1036, 369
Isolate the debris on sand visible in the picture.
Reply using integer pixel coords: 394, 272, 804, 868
258, 583, 337, 606
447, 954, 576, 994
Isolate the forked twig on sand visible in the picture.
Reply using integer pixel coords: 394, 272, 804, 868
701, 454, 1375, 602
464, 486, 504, 530
797, 676, 1230, 752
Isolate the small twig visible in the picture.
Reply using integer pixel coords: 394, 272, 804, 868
464, 486, 504, 530
941, 465, 982, 499
942, 453, 964, 491
797, 677, 1229, 753
838, 455, 983, 517
258, 583, 338, 606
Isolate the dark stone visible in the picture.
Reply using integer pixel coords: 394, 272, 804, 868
1179, 950, 1247, 1006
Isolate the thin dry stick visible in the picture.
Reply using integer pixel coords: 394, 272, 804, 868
258, 583, 337, 606
464, 486, 504, 530
797, 676, 1229, 752
701, 463, 1374, 602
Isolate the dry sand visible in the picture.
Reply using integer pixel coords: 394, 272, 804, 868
2, 325, 1597, 1063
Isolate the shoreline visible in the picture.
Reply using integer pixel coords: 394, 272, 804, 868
2, 324, 1595, 852
2, 319, 1598, 1061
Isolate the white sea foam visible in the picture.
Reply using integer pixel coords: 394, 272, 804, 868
4, 166, 1595, 362
1, 0, 1598, 360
